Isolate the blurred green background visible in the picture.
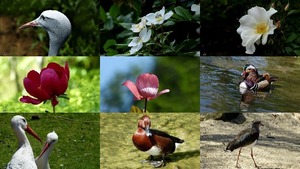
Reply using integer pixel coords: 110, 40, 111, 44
0, 56, 100, 113
0, 113, 99, 169
201, 0, 300, 55
0, 0, 99, 56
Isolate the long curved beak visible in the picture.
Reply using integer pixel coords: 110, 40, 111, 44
25, 125, 42, 143
19, 21, 38, 30
37, 142, 50, 159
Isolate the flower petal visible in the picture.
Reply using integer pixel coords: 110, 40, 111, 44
20, 96, 43, 105
163, 11, 173, 20
266, 7, 277, 17
122, 80, 143, 100
23, 72, 50, 100
148, 89, 170, 100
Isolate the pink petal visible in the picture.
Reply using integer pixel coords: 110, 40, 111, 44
122, 80, 143, 100
20, 96, 43, 104
136, 73, 159, 91
148, 89, 170, 100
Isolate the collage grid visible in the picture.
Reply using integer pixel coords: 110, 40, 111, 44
0, 0, 201, 169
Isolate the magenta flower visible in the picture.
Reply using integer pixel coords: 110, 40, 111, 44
20, 62, 70, 110
122, 73, 170, 101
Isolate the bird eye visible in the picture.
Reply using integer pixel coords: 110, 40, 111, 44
41, 15, 45, 20
22, 118, 26, 123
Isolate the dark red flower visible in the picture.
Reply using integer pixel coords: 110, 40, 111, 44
20, 62, 69, 107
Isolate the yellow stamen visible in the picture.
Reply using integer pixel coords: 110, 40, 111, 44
256, 23, 268, 34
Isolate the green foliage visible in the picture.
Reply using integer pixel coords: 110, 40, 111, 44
0, 0, 99, 56
100, 0, 200, 56
0, 113, 100, 168
0, 57, 100, 113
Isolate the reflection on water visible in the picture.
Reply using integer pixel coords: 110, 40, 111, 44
200, 56, 300, 112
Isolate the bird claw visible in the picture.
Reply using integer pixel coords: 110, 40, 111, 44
140, 159, 164, 168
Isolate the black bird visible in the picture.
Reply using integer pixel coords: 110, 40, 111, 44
226, 121, 263, 168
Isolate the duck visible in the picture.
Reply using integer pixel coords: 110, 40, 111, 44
19, 10, 71, 56
35, 131, 58, 169
7, 115, 43, 169
132, 115, 184, 167
226, 121, 263, 168
239, 64, 278, 94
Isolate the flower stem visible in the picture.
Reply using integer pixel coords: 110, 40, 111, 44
144, 98, 148, 113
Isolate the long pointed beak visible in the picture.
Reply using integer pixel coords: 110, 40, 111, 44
25, 125, 42, 143
145, 125, 152, 136
37, 142, 50, 159
19, 21, 38, 30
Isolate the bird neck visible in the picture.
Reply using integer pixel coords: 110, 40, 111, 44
14, 127, 31, 148
48, 37, 61, 56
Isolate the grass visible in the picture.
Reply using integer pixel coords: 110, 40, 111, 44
100, 113, 200, 169
0, 113, 100, 169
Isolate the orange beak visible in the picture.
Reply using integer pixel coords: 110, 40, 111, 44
37, 142, 50, 159
25, 125, 42, 143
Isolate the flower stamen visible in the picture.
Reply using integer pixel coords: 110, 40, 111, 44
255, 23, 268, 34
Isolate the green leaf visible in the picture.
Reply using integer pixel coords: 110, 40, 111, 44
103, 39, 116, 51
109, 4, 119, 19
286, 33, 299, 43
174, 6, 193, 21
103, 18, 114, 30
100, 6, 107, 22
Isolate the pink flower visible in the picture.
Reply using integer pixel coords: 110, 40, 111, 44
122, 73, 170, 100
20, 62, 70, 107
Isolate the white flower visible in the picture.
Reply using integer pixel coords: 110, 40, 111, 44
145, 6, 173, 25
128, 28, 152, 54
191, 4, 200, 15
130, 17, 146, 33
237, 6, 277, 54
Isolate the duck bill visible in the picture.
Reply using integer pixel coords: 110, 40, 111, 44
37, 142, 50, 159
145, 125, 152, 136
19, 21, 38, 30
25, 125, 42, 142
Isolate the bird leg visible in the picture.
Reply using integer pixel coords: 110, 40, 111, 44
250, 148, 258, 168
236, 148, 242, 168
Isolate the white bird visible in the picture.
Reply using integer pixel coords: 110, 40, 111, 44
19, 10, 71, 56
7, 115, 42, 169
35, 131, 58, 169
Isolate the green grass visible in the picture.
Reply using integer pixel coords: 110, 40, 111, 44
0, 113, 100, 169
100, 113, 200, 169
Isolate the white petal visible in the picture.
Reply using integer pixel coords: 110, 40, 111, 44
238, 15, 258, 32
128, 37, 139, 47
142, 29, 151, 42
159, 6, 166, 16
145, 13, 156, 25
164, 11, 173, 20
266, 7, 277, 17
247, 6, 268, 24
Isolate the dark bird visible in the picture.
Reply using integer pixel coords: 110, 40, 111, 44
239, 64, 277, 94
132, 115, 184, 168
226, 121, 263, 168
19, 10, 71, 56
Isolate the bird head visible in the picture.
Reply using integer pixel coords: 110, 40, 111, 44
19, 10, 71, 56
